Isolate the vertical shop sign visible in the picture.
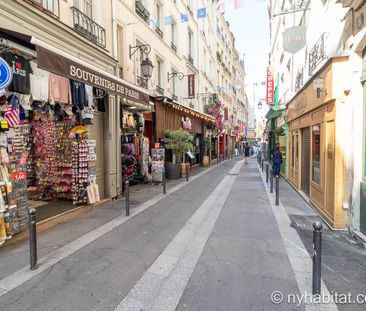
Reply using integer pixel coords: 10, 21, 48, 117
188, 74, 195, 98
266, 67, 274, 105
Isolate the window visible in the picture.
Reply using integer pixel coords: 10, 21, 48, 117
156, 3, 161, 28
157, 59, 162, 87
188, 30, 193, 57
74, 0, 92, 18
312, 125, 321, 184
172, 70, 177, 96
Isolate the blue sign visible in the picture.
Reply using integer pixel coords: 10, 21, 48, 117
0, 57, 12, 89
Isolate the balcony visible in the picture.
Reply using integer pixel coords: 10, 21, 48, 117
188, 55, 194, 65
295, 67, 304, 92
172, 94, 178, 101
72, 7, 106, 48
23, 0, 59, 17
135, 0, 150, 24
171, 42, 177, 52
309, 33, 326, 76
155, 26, 163, 38
156, 85, 164, 95
137, 76, 148, 89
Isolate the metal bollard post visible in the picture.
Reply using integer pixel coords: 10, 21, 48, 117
186, 164, 189, 182
270, 169, 273, 193
163, 170, 166, 195
125, 180, 130, 216
266, 164, 269, 183
28, 208, 38, 270
261, 159, 264, 172
312, 222, 322, 295
275, 176, 279, 205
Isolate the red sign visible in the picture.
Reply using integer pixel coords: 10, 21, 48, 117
18, 151, 29, 167
188, 74, 195, 98
154, 143, 160, 148
266, 67, 274, 104
13, 171, 27, 181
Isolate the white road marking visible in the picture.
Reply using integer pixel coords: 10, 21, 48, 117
0, 160, 233, 297
258, 164, 338, 311
114, 161, 244, 311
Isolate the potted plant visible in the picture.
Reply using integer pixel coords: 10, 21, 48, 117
202, 137, 211, 167
164, 129, 193, 179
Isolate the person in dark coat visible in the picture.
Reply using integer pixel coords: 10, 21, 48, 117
272, 145, 283, 177
244, 143, 250, 164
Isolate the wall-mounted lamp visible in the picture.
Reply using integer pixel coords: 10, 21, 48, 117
167, 71, 185, 82
257, 101, 263, 109
312, 77, 327, 99
129, 44, 154, 79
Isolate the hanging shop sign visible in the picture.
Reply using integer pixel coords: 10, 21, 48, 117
0, 57, 13, 89
182, 116, 192, 130
36, 46, 150, 106
283, 26, 306, 54
266, 67, 274, 105
188, 74, 195, 98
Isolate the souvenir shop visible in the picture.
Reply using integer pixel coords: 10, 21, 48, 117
154, 98, 215, 165
120, 97, 155, 188
0, 29, 150, 244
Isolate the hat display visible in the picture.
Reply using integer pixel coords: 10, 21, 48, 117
8, 95, 20, 109
63, 104, 74, 116
31, 101, 43, 111
54, 103, 63, 118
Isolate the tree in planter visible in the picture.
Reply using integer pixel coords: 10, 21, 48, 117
163, 128, 193, 164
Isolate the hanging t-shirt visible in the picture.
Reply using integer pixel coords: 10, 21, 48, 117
2, 52, 33, 94
85, 84, 93, 108
71, 80, 87, 109
30, 62, 49, 101
49, 73, 72, 104
93, 87, 106, 112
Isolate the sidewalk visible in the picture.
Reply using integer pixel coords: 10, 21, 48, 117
278, 178, 366, 311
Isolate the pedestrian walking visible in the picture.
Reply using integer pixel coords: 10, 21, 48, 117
272, 145, 283, 177
244, 143, 250, 164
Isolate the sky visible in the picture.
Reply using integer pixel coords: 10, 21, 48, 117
224, 0, 270, 120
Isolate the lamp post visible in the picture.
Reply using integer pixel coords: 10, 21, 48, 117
129, 44, 154, 80
258, 101, 263, 110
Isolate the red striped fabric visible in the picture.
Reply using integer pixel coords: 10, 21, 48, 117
4, 107, 20, 128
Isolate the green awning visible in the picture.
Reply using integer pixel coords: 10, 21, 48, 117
265, 108, 284, 120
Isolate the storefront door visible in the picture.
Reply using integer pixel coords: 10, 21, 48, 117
89, 111, 105, 199
325, 121, 335, 214
301, 127, 311, 196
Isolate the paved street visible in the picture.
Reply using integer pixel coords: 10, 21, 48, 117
0, 158, 365, 311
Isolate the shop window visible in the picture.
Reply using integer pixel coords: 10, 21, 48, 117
291, 134, 295, 168
312, 125, 321, 184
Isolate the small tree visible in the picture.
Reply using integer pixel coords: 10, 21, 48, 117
164, 129, 193, 164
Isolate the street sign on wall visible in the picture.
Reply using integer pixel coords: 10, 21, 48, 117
266, 67, 274, 105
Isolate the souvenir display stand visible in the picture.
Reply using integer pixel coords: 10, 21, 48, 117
151, 148, 165, 183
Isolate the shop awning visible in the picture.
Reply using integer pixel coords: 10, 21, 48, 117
265, 108, 284, 120
0, 27, 151, 109
167, 101, 215, 122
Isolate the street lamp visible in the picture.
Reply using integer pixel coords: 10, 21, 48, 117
257, 101, 263, 109
129, 44, 154, 80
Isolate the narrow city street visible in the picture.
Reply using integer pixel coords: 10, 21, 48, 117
0, 158, 365, 311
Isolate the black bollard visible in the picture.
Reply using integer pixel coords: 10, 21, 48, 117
28, 208, 38, 270
312, 222, 322, 295
186, 164, 189, 182
163, 170, 166, 195
125, 180, 130, 216
275, 176, 279, 205
261, 159, 264, 172
270, 169, 273, 193
266, 164, 269, 183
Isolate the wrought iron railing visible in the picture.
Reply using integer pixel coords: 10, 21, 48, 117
71, 6, 106, 47
295, 67, 304, 92
137, 76, 148, 89
23, 0, 59, 17
309, 33, 326, 76
188, 54, 194, 65
171, 42, 177, 52
155, 26, 163, 38
172, 94, 178, 101
156, 85, 164, 95
135, 0, 150, 24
